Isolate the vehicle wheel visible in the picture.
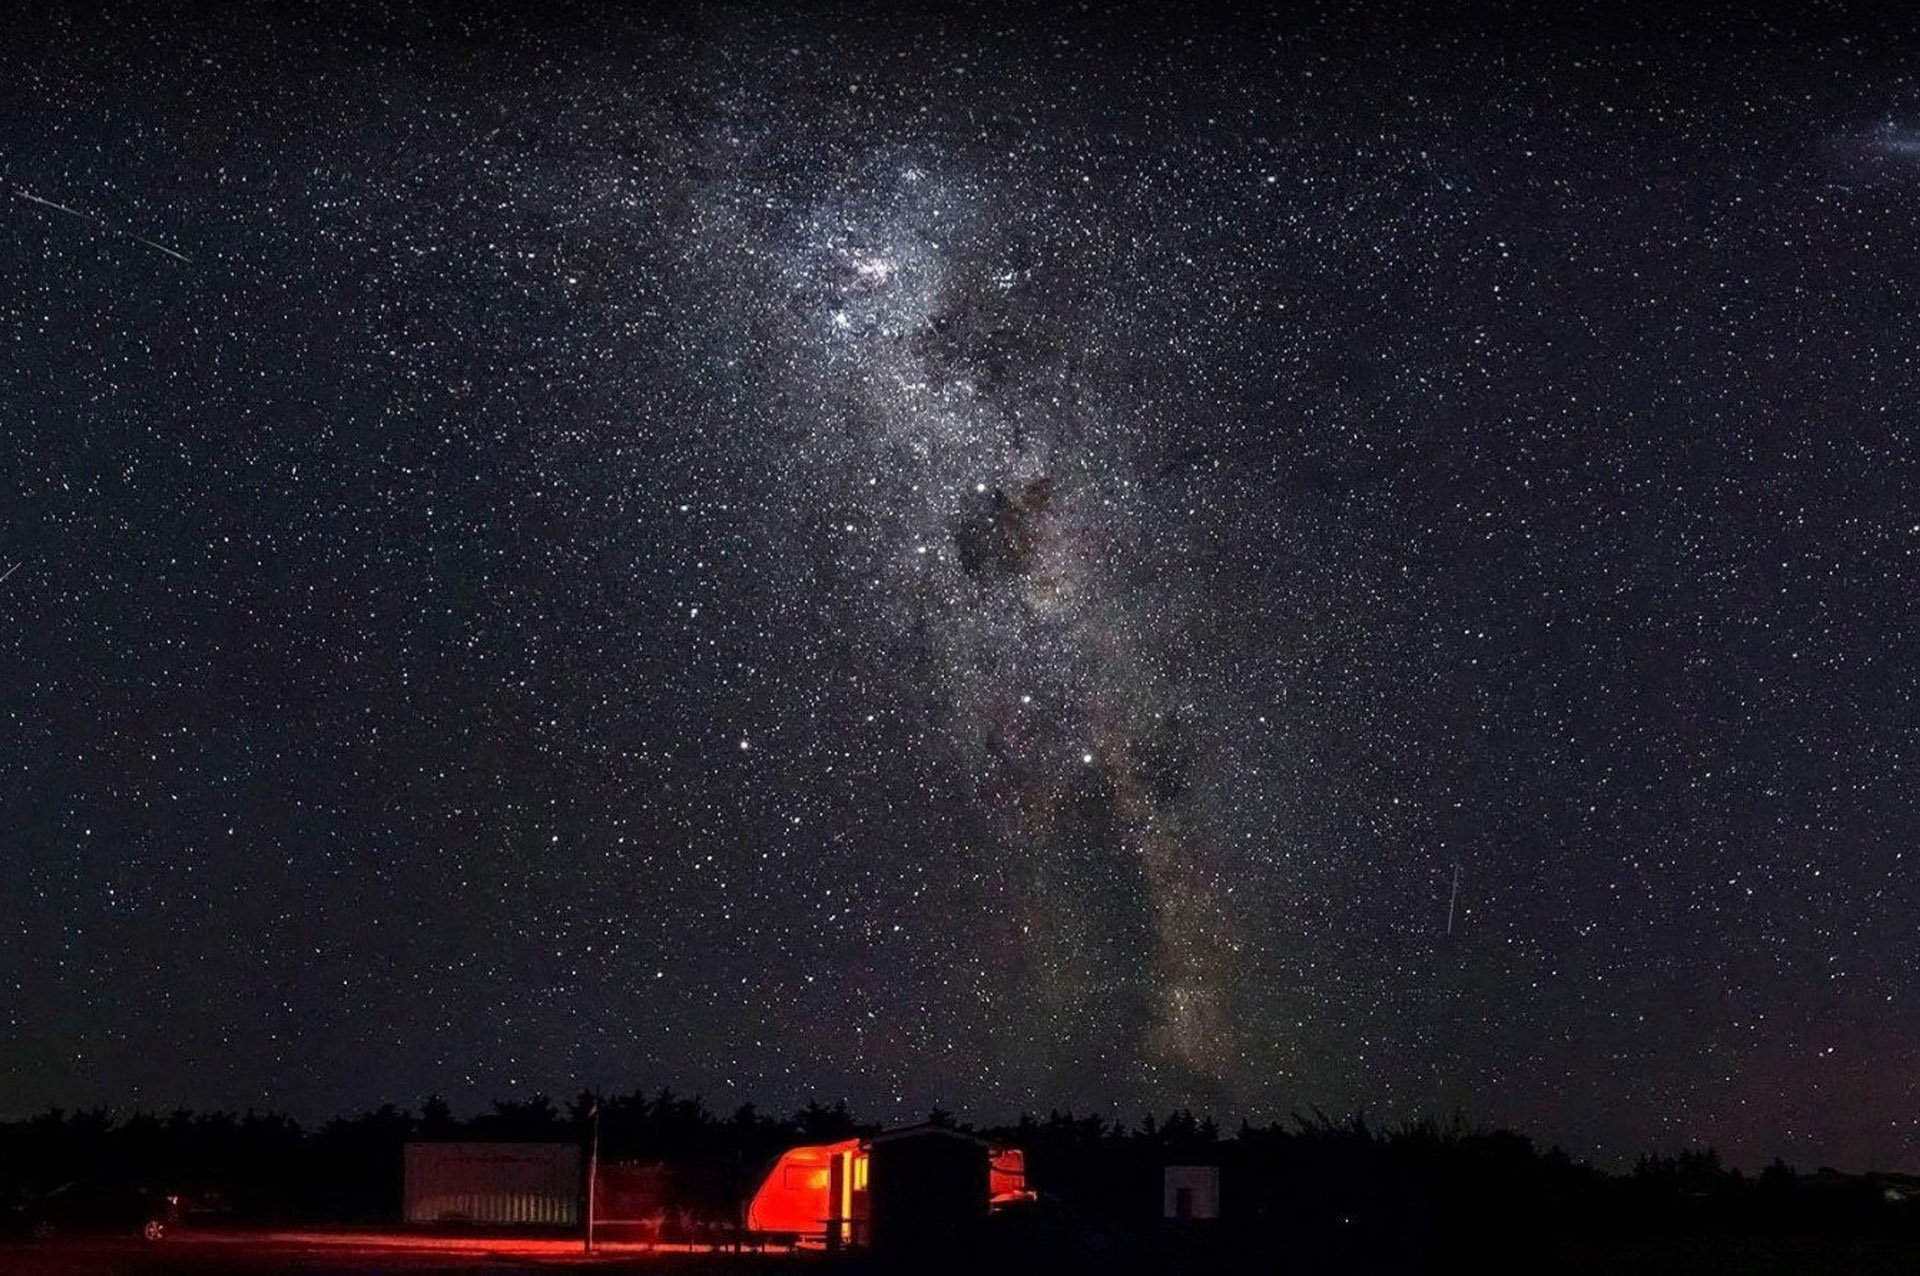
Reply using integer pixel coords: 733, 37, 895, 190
142, 1219, 165, 1242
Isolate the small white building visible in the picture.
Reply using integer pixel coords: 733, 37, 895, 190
1162, 1164, 1221, 1220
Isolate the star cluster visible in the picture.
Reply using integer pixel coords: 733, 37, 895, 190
2, 6, 1918, 1170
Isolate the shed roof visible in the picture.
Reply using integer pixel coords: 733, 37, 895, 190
869, 1122, 989, 1147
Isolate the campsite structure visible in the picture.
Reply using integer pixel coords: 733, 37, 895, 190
745, 1124, 1032, 1251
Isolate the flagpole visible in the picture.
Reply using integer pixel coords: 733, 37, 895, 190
585, 1097, 600, 1254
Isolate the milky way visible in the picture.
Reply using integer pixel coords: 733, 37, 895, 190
763, 155, 1247, 1087
4, 7, 1919, 1171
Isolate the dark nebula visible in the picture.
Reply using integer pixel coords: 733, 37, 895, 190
954, 478, 1057, 583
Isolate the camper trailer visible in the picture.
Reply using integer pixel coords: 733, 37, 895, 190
744, 1125, 1032, 1250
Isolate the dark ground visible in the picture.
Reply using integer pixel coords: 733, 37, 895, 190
0, 1232, 820, 1275
11, 1230, 1920, 1276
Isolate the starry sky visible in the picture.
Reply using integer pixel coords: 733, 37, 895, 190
3, 4, 1918, 1171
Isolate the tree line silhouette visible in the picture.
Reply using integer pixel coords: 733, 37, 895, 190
3, 1092, 1916, 1270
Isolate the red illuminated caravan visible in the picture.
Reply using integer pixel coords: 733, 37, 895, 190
990, 1145, 1035, 1205
745, 1138, 867, 1245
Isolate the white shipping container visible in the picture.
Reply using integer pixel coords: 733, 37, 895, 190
404, 1142, 582, 1226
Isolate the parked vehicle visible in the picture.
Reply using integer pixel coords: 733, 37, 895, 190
2, 1178, 179, 1241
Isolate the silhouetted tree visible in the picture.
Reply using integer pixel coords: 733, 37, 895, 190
418, 1095, 457, 1138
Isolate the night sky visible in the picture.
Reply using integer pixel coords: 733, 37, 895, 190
4, 5, 1918, 1172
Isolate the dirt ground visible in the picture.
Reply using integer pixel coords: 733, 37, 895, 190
12, 1227, 1920, 1275
0, 1231, 826, 1275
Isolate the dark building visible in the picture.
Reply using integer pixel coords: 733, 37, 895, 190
866, 1124, 990, 1254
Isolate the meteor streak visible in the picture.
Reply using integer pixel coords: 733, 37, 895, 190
14, 187, 191, 263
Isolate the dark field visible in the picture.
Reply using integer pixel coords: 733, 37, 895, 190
0, 1232, 822, 1275
10, 1230, 1920, 1276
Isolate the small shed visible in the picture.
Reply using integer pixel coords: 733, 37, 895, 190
1163, 1165, 1221, 1220
866, 1124, 990, 1254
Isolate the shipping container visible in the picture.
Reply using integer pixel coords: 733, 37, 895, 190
403, 1142, 581, 1226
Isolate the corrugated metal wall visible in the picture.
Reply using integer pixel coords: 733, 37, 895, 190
404, 1142, 581, 1225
